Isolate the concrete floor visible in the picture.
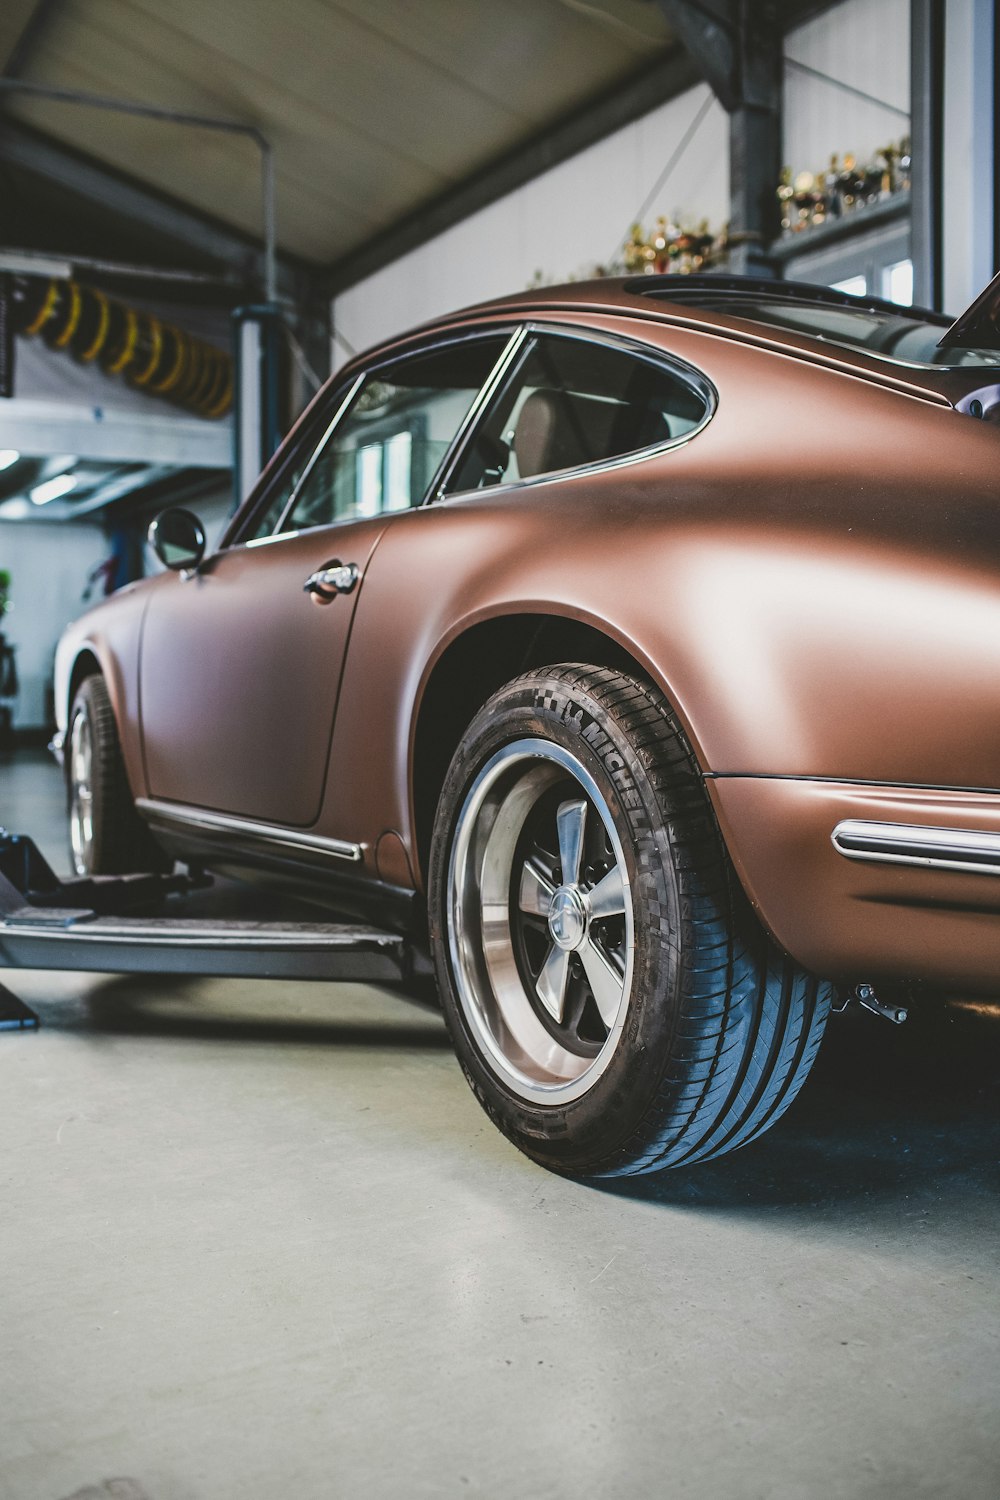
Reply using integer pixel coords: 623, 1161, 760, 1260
1, 751, 998, 1500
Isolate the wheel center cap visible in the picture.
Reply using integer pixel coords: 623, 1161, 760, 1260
547, 885, 588, 952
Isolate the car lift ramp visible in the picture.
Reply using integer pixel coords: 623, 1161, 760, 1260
0, 829, 410, 1030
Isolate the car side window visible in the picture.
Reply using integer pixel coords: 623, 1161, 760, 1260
446, 333, 708, 494
259, 336, 510, 536
244, 438, 316, 542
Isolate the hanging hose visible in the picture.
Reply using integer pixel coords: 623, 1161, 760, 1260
11, 275, 233, 419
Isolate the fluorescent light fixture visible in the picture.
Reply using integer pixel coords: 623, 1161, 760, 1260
0, 498, 32, 521
0, 449, 19, 471
31, 473, 77, 506
0, 251, 73, 278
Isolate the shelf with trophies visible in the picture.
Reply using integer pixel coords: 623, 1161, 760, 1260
771, 137, 911, 263
527, 215, 729, 290
620, 218, 729, 277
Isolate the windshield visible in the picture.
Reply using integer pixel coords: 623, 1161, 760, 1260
635, 289, 1000, 370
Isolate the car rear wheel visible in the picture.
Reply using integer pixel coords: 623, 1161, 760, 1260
428, 664, 834, 1176
67, 674, 167, 876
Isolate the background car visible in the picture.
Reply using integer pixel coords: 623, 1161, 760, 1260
54, 274, 1000, 1176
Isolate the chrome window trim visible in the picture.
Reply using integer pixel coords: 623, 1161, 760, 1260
227, 325, 526, 548
419, 325, 527, 506
269, 372, 365, 538
243, 528, 303, 549
432, 319, 718, 503
137, 798, 363, 863
832, 819, 1000, 877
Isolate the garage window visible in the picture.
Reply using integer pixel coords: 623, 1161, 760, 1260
445, 332, 710, 494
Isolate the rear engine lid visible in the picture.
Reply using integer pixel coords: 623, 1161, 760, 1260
628, 275, 1000, 373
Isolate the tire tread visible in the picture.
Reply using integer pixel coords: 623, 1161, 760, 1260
431, 661, 834, 1177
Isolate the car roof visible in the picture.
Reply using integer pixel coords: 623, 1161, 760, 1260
472, 272, 949, 326
337, 275, 996, 410
405, 275, 981, 403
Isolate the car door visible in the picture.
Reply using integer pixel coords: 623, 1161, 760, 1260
139, 329, 516, 828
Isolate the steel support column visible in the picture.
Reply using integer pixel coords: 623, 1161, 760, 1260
995, 0, 1000, 273
656, 1, 781, 276
911, 0, 944, 310
2, 0, 64, 79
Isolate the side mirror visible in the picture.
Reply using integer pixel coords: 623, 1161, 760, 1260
148, 508, 206, 572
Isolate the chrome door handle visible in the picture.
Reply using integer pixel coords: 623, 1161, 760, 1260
303, 562, 359, 603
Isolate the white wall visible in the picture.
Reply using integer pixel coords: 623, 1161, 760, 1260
332, 82, 729, 365
0, 520, 107, 728
334, 1, 918, 362
786, 0, 996, 318
783, 0, 911, 174
0, 490, 234, 731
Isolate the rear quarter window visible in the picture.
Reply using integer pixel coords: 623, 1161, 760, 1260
447, 331, 712, 493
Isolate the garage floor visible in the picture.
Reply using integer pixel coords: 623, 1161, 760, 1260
1, 750, 998, 1500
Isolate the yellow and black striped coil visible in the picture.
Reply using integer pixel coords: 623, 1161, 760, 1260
12, 276, 233, 420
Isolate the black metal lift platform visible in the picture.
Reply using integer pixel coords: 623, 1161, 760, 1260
0, 829, 411, 1030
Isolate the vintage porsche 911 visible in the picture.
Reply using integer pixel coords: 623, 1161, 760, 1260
53, 272, 1000, 1177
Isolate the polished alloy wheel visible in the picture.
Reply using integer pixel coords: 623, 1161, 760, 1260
68, 708, 94, 876
447, 737, 635, 1105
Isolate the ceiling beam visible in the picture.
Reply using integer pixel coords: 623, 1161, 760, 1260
323, 47, 700, 297
3, 0, 63, 79
654, 1, 740, 110
0, 116, 315, 303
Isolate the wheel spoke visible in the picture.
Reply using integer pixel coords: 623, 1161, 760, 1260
556, 798, 587, 886
536, 943, 571, 1023
579, 936, 625, 1029
71, 718, 91, 790
588, 864, 626, 919
448, 736, 637, 1100
519, 858, 555, 918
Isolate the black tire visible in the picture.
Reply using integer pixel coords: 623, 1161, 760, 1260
66, 674, 167, 875
428, 664, 834, 1176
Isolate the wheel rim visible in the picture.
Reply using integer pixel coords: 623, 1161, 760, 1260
68, 708, 94, 876
447, 737, 635, 1106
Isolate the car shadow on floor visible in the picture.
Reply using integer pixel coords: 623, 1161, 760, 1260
14, 967, 1000, 1218
594, 1002, 1000, 1218
36, 971, 453, 1051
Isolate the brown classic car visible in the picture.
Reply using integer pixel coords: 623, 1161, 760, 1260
54, 273, 1000, 1177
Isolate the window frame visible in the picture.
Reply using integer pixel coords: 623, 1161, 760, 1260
432, 321, 718, 504
222, 323, 526, 550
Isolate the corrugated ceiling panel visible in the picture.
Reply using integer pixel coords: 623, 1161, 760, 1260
8, 0, 674, 264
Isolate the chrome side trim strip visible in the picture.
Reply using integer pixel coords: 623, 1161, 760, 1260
0, 921, 387, 948
136, 798, 363, 863
832, 819, 1000, 877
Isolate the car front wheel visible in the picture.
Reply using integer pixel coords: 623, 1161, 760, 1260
428, 664, 834, 1176
67, 674, 166, 876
